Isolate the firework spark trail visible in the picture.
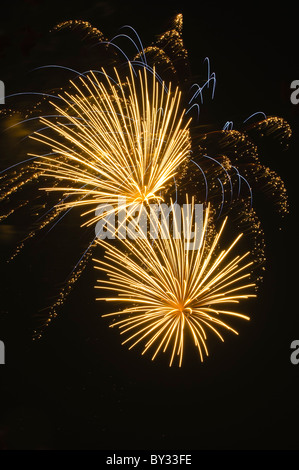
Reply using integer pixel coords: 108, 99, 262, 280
94, 199, 256, 366
194, 124, 290, 216
32, 245, 95, 339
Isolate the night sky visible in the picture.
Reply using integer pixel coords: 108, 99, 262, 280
0, 0, 298, 455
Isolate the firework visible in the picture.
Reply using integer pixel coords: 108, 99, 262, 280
94, 199, 256, 366
30, 65, 191, 228
0, 14, 290, 354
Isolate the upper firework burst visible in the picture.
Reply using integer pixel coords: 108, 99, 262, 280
30, 65, 191, 228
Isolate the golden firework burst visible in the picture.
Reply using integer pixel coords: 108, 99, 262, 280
29, 65, 191, 227
94, 199, 256, 366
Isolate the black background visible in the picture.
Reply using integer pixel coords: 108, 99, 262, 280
0, 0, 298, 453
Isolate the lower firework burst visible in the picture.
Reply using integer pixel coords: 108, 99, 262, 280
94, 199, 256, 366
